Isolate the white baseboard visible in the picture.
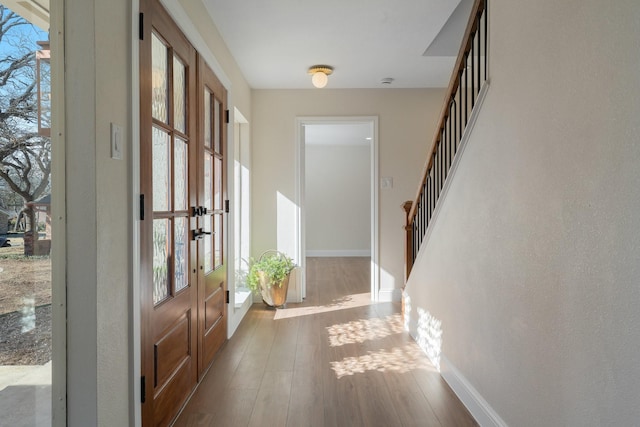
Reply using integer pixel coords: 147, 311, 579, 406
440, 355, 508, 427
286, 267, 304, 303
305, 250, 371, 257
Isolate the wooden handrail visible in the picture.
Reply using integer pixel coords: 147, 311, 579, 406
404, 0, 488, 278
408, 0, 486, 222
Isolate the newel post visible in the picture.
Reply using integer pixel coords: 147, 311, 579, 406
402, 201, 414, 283
402, 201, 414, 321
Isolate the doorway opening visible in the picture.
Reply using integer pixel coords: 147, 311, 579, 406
295, 117, 379, 302
0, 0, 65, 424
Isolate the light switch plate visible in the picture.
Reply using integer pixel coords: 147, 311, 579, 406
381, 177, 393, 189
110, 123, 123, 160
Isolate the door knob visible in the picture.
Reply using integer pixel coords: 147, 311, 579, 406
192, 228, 213, 240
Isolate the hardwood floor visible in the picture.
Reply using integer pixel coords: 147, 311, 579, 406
173, 258, 477, 427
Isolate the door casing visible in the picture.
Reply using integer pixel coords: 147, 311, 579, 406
295, 116, 380, 301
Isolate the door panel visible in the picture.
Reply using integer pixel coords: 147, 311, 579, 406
154, 313, 191, 388
197, 57, 227, 378
140, 1, 198, 425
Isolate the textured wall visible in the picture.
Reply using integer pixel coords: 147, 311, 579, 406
405, 0, 640, 425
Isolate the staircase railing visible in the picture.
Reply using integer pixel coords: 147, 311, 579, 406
404, 0, 488, 280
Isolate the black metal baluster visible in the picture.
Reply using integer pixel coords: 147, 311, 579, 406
452, 98, 457, 156
412, 221, 420, 261
464, 56, 468, 126
447, 115, 450, 177
427, 175, 431, 224
471, 40, 475, 108
430, 167, 434, 220
458, 73, 463, 149
433, 152, 438, 205
440, 131, 445, 192
436, 139, 440, 200
420, 184, 425, 238
416, 201, 421, 253
448, 101, 453, 169
484, 3, 488, 83
444, 122, 448, 180
416, 196, 420, 248
477, 13, 481, 95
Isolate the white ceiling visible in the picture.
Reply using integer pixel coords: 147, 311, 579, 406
202, 0, 472, 89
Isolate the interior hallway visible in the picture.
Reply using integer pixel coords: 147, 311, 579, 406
174, 257, 476, 427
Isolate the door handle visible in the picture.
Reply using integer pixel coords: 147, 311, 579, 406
192, 228, 213, 240
191, 206, 209, 217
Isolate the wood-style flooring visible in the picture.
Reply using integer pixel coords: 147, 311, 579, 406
173, 257, 477, 427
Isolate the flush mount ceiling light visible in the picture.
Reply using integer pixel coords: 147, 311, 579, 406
308, 65, 333, 88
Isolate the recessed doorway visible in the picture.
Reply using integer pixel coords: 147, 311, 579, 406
295, 117, 379, 302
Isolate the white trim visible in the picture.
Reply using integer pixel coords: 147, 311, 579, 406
306, 250, 371, 257
293, 120, 305, 302
228, 109, 251, 336
159, 0, 232, 90
440, 355, 508, 427
295, 116, 380, 302
50, 0, 66, 424
370, 117, 380, 302
412, 82, 490, 262
130, 0, 142, 425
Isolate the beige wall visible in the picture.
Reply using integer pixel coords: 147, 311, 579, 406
405, 0, 640, 425
305, 144, 371, 255
252, 89, 445, 299
64, 0, 252, 424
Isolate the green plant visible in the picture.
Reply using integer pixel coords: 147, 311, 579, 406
247, 251, 295, 293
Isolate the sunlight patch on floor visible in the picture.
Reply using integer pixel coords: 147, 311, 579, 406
330, 342, 436, 378
273, 292, 373, 320
326, 314, 403, 347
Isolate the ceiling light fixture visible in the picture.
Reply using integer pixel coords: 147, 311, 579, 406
308, 65, 333, 88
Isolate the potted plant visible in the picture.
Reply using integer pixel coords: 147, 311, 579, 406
248, 250, 296, 308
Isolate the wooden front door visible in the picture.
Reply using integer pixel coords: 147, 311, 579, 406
140, 1, 227, 425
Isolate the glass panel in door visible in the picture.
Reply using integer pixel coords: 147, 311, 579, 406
213, 97, 221, 153
151, 33, 168, 123
174, 136, 188, 211
152, 126, 171, 212
204, 88, 211, 148
174, 216, 188, 293
152, 218, 170, 304
173, 54, 186, 134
